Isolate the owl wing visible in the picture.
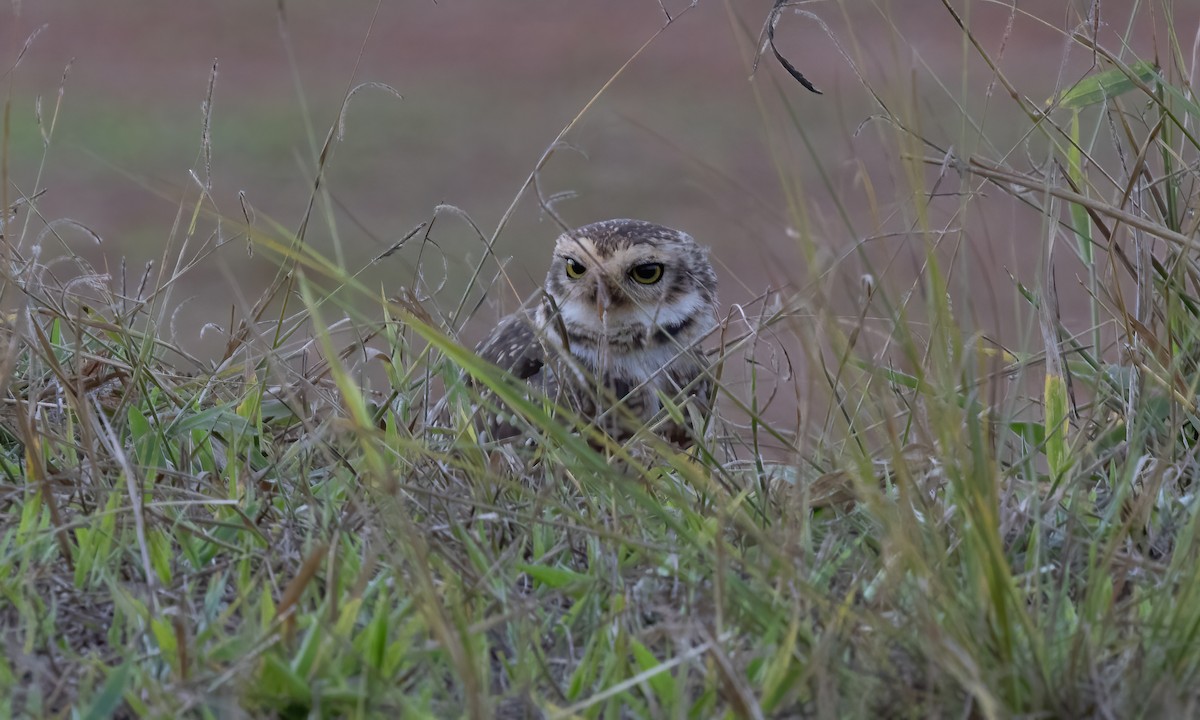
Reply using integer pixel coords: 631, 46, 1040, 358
471, 312, 559, 441
659, 351, 714, 446
475, 312, 548, 382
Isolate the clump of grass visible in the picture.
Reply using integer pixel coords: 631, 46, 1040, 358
3, 3, 1200, 718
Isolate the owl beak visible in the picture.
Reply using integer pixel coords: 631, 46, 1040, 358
594, 276, 611, 318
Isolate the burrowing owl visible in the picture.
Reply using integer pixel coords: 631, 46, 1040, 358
473, 219, 719, 445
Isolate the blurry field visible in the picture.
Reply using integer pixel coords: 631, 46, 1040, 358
7, 1, 1171, 349
8, 0, 1180, 439
6, 1, 1200, 717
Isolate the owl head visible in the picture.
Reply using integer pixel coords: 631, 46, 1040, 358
541, 219, 718, 362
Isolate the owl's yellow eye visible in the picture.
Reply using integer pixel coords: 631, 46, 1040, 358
564, 257, 587, 279
630, 262, 664, 285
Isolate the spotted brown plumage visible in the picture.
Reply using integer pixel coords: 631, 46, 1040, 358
471, 219, 718, 445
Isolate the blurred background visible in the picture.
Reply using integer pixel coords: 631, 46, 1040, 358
2, 1, 1191, 376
